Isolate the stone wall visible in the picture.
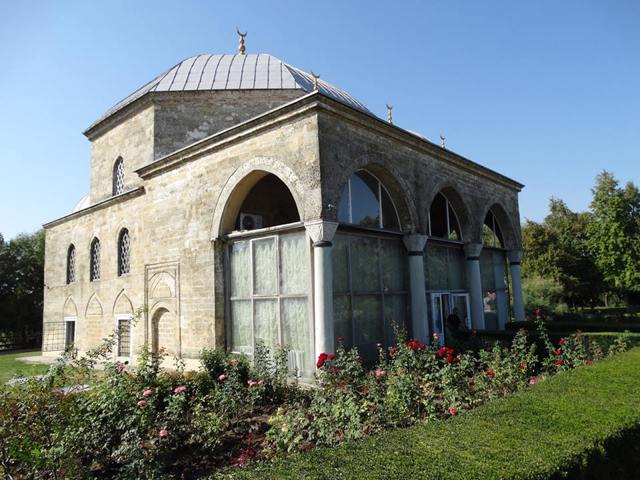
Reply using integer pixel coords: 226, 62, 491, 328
152, 90, 304, 159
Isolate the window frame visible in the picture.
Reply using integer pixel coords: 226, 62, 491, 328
66, 244, 76, 284
338, 170, 401, 232
117, 228, 131, 277
90, 238, 101, 282
112, 157, 125, 196
427, 192, 463, 241
225, 227, 314, 378
115, 314, 133, 359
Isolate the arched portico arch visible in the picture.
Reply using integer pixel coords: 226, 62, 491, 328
425, 182, 473, 241
330, 160, 418, 233
478, 202, 519, 250
211, 158, 309, 240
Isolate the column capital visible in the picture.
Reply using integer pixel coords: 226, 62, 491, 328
305, 220, 339, 247
463, 242, 483, 260
507, 249, 523, 265
403, 234, 428, 255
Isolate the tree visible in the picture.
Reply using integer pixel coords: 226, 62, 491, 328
0, 230, 45, 344
587, 171, 640, 298
522, 198, 602, 308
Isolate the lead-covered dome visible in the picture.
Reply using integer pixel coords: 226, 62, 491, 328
87, 53, 371, 131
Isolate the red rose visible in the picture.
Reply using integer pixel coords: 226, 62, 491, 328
317, 353, 328, 368
555, 359, 563, 366
518, 362, 526, 369
328, 354, 336, 361
558, 338, 565, 346
337, 336, 344, 343
437, 347, 447, 358
449, 406, 458, 415
555, 349, 562, 356
445, 354, 453, 364
486, 370, 496, 378
453, 356, 460, 363
585, 359, 593, 366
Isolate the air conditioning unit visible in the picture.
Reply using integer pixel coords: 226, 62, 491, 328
239, 213, 263, 231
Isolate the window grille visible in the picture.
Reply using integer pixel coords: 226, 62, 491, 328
113, 158, 125, 195
117, 318, 131, 357
90, 238, 101, 281
118, 229, 130, 276
66, 245, 76, 284
42, 322, 66, 351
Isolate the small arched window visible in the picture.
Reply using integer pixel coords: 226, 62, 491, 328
482, 210, 504, 248
337, 170, 400, 231
66, 244, 76, 284
428, 193, 462, 240
113, 158, 125, 195
118, 229, 131, 276
90, 238, 101, 281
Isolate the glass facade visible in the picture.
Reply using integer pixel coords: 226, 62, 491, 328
480, 248, 509, 329
228, 231, 312, 377
332, 232, 407, 363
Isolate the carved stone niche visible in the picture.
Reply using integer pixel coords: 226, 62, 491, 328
144, 262, 180, 353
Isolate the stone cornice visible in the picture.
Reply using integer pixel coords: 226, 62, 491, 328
43, 187, 145, 229
132, 91, 524, 191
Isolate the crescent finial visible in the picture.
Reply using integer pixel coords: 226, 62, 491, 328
236, 28, 247, 55
386, 104, 393, 124
310, 71, 320, 91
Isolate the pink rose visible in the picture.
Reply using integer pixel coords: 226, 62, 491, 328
116, 362, 125, 373
159, 428, 169, 438
137, 400, 146, 407
142, 389, 153, 397
449, 406, 458, 415
257, 380, 264, 385
528, 376, 538, 385
218, 374, 226, 381
173, 386, 187, 394
247, 379, 258, 387
374, 370, 386, 378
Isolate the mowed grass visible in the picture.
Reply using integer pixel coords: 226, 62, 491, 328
0, 350, 49, 384
220, 348, 640, 480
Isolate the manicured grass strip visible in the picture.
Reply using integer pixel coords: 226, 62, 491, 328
0, 350, 49, 384
220, 348, 640, 480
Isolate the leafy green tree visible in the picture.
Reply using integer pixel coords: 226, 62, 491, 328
522, 199, 602, 308
0, 230, 45, 344
587, 171, 640, 297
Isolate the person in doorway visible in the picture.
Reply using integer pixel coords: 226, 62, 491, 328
446, 308, 463, 337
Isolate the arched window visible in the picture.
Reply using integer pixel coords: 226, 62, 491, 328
482, 210, 504, 248
66, 244, 76, 284
90, 238, 101, 281
118, 229, 131, 276
428, 193, 462, 240
113, 158, 125, 195
337, 170, 400, 231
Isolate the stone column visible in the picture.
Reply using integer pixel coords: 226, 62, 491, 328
493, 252, 508, 329
305, 220, 339, 360
508, 249, 525, 322
402, 234, 429, 343
464, 242, 485, 329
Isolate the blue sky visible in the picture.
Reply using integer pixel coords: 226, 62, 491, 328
0, 0, 638, 240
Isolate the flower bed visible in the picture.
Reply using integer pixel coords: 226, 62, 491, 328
0, 322, 632, 479
217, 346, 640, 480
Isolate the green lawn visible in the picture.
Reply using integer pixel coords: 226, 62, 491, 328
220, 348, 640, 479
0, 350, 49, 384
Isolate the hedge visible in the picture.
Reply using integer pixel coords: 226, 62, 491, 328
217, 347, 640, 479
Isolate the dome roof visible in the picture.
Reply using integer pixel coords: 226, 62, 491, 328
72, 194, 90, 213
88, 54, 371, 131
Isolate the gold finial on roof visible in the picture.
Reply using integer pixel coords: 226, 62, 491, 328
236, 28, 247, 55
310, 71, 320, 91
440, 135, 446, 148
386, 104, 393, 124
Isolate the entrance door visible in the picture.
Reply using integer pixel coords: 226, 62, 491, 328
451, 293, 471, 329
64, 317, 76, 349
